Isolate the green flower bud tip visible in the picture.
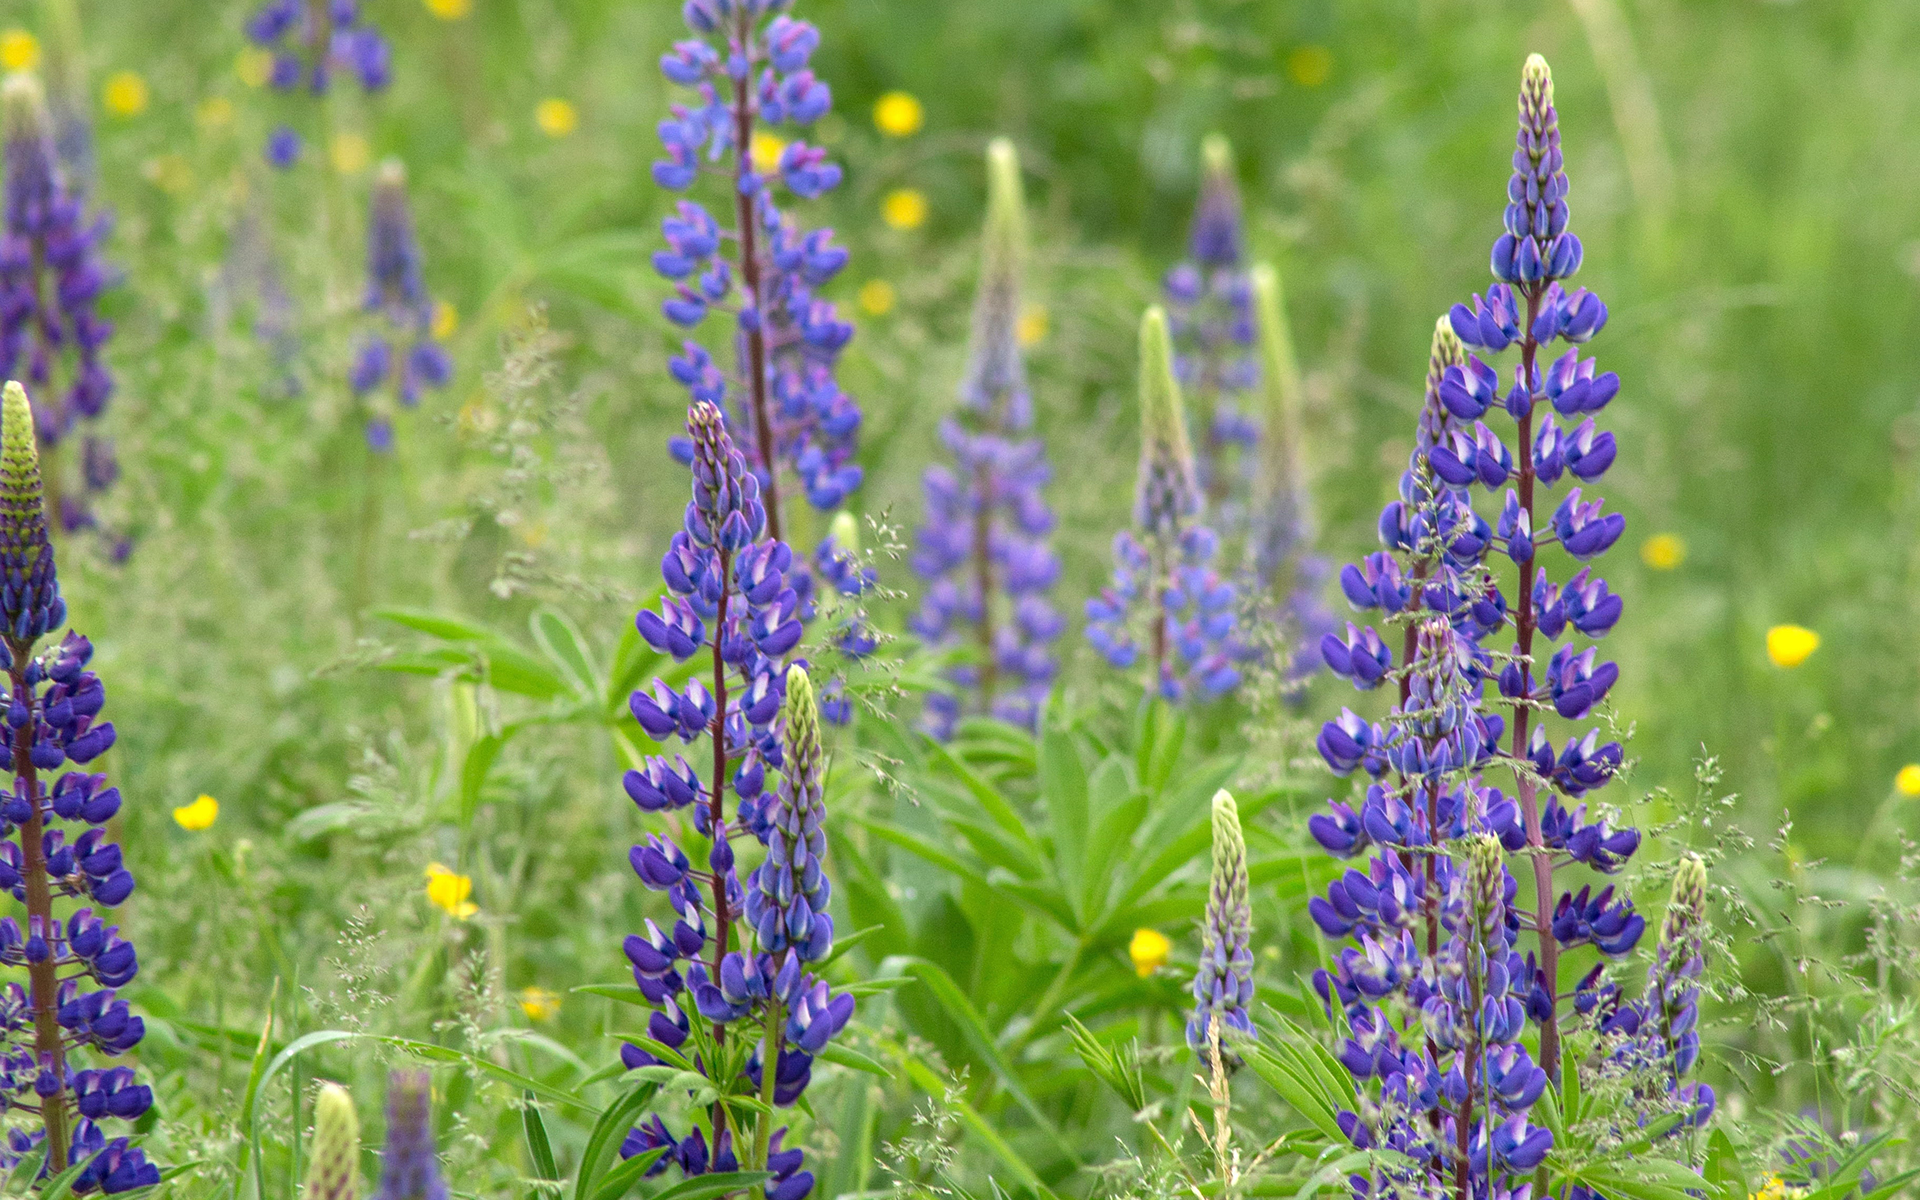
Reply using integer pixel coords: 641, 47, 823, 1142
1135, 305, 1199, 531
781, 663, 820, 779
2, 73, 49, 144
1466, 834, 1505, 941
982, 137, 1026, 272
304, 1082, 361, 1200
1209, 788, 1248, 910
2, 381, 38, 483
828, 510, 860, 555
1200, 132, 1234, 180
1523, 53, 1554, 107
1665, 852, 1707, 937
1250, 262, 1304, 419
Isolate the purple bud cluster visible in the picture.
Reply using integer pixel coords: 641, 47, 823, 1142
1, 79, 117, 538
245, 0, 391, 169
652, 0, 865, 559
912, 141, 1061, 736
617, 402, 850, 1199
1301, 57, 1708, 1199
373, 1071, 449, 1200
0, 383, 153, 1192
350, 164, 451, 452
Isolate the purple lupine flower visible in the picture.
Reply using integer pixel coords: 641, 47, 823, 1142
0, 384, 155, 1192
372, 1071, 448, 1200
1304, 56, 1681, 1200
1187, 789, 1253, 1067
245, 0, 391, 165
1164, 136, 1259, 522
0, 78, 119, 535
649, 0, 865, 563
1085, 308, 1252, 703
619, 402, 849, 1196
911, 140, 1060, 736
350, 161, 451, 446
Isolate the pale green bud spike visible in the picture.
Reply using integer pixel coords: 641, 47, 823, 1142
781, 664, 820, 781
1466, 834, 1505, 944
828, 510, 860, 556
2, 74, 50, 144
960, 137, 1030, 424
1250, 264, 1305, 497
1663, 853, 1707, 942
1200, 132, 1234, 180
1209, 789, 1248, 920
40, 0, 86, 101
2, 382, 37, 480
1135, 306, 1199, 536
304, 1082, 360, 1200
1523, 53, 1554, 109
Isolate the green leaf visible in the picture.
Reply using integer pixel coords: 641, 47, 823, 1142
883, 956, 1080, 1166
532, 607, 599, 698
373, 1037, 584, 1105
573, 1082, 661, 1200
644, 1172, 772, 1200
1039, 728, 1089, 912
460, 733, 510, 827
1573, 1163, 1707, 1200
815, 1040, 893, 1078
1079, 759, 1137, 918
246, 1027, 355, 1200
1240, 1042, 1345, 1144
587, 1148, 667, 1200
522, 1091, 559, 1185
1704, 1127, 1744, 1200
855, 819, 996, 894
374, 607, 502, 643
36, 1160, 89, 1200
926, 738, 1041, 855
573, 983, 650, 1006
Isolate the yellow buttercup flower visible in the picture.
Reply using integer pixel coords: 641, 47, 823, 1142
872, 91, 924, 138
425, 0, 473, 18
196, 96, 236, 130
519, 986, 560, 1021
1897, 765, 1920, 797
0, 30, 41, 73
424, 862, 479, 919
1750, 1175, 1792, 1200
173, 794, 219, 831
750, 130, 787, 176
432, 300, 459, 340
237, 47, 273, 88
1017, 304, 1049, 348
1129, 928, 1172, 978
857, 280, 896, 317
1640, 533, 1685, 570
1286, 45, 1333, 88
534, 97, 577, 138
103, 71, 150, 118
330, 132, 371, 175
1766, 625, 1819, 669
882, 187, 928, 231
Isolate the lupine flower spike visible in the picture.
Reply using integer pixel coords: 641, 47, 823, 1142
304, 1082, 360, 1200
651, 0, 866, 567
0, 382, 157, 1191
1188, 788, 1254, 1067
373, 1072, 446, 1200
1086, 307, 1251, 703
1304, 55, 1673, 1200
1246, 261, 1334, 680
911, 138, 1061, 735
350, 161, 452, 451
618, 407, 850, 1200
244, 0, 391, 169
1, 75, 120, 539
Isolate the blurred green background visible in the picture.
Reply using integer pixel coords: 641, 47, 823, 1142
11, 0, 1920, 1189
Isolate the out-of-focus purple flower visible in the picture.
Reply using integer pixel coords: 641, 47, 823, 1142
245, 0, 391, 161
350, 162, 451, 439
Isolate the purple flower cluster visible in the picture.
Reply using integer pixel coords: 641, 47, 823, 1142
245, 0, 391, 169
912, 140, 1061, 736
0, 77, 117, 538
373, 1071, 449, 1200
0, 383, 155, 1193
350, 162, 451, 451
1085, 308, 1251, 703
1164, 136, 1258, 516
1302, 57, 1708, 1198
651, 0, 864, 558
617, 403, 850, 1198
1188, 790, 1254, 1066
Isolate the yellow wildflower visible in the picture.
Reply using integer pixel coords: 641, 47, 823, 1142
425, 0, 473, 18
1017, 304, 1049, 348
0, 30, 41, 73
172, 794, 219, 831
881, 187, 928, 231
196, 96, 236, 130
237, 47, 273, 88
534, 97, 577, 138
1750, 1175, 1792, 1200
103, 71, 150, 118
519, 987, 561, 1021
1897, 765, 1920, 797
1640, 533, 1685, 570
432, 300, 459, 340
329, 132, 371, 175
1766, 625, 1819, 669
872, 91, 924, 138
1129, 928, 1172, 978
424, 862, 478, 920
750, 130, 787, 176
857, 280, 896, 317
1286, 45, 1333, 88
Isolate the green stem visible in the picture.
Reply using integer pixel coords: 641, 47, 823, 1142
751, 997, 785, 1196
1006, 940, 1086, 1056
